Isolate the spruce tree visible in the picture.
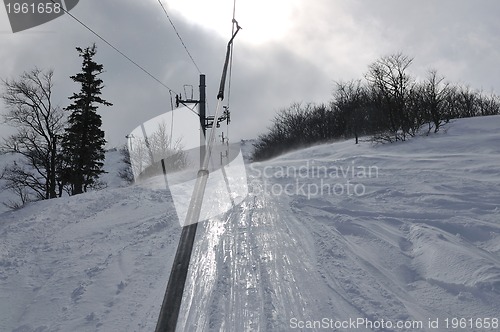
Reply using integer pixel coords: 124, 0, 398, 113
62, 44, 112, 195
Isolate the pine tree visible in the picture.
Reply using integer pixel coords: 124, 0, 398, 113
61, 44, 112, 195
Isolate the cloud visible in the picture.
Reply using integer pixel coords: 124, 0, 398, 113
1, 0, 500, 148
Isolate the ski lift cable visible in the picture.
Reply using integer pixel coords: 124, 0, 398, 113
182, 103, 200, 117
169, 90, 175, 151
225, 0, 237, 142
182, 20, 242, 227
156, 0, 202, 74
227, 0, 237, 110
154, 11, 242, 332
49, 0, 177, 94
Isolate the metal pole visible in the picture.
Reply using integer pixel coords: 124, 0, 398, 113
154, 222, 197, 332
155, 24, 240, 331
199, 74, 206, 167
154, 75, 206, 332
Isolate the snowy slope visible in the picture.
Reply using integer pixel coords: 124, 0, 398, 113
0, 152, 182, 331
1, 116, 500, 331
178, 116, 500, 331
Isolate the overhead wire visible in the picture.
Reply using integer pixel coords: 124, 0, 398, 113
155, 0, 204, 156
225, 0, 238, 144
49, 0, 176, 93
155, 1, 241, 330
227, 0, 237, 109
156, 0, 202, 74
169, 90, 175, 150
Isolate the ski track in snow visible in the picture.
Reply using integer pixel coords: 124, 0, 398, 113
179, 116, 500, 332
1, 116, 500, 331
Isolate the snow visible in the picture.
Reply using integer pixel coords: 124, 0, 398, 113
1, 116, 500, 331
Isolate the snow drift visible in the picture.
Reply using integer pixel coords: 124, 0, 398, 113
1, 116, 499, 331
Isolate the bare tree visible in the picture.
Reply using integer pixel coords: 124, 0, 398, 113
333, 80, 368, 144
366, 53, 417, 141
118, 145, 134, 184
446, 86, 499, 119
457, 85, 478, 118
252, 102, 347, 161
421, 69, 450, 133
1, 68, 65, 206
128, 121, 189, 181
476, 90, 500, 117
1, 162, 36, 209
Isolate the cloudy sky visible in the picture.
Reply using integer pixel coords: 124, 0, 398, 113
1, 0, 499, 147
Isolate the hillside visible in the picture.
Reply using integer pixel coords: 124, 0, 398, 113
1, 116, 500, 331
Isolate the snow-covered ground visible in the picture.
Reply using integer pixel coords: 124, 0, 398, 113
1, 116, 499, 331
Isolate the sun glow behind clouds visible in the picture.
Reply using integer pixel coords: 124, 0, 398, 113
166, 0, 301, 44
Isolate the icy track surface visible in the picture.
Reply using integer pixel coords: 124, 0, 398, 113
1, 116, 500, 331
